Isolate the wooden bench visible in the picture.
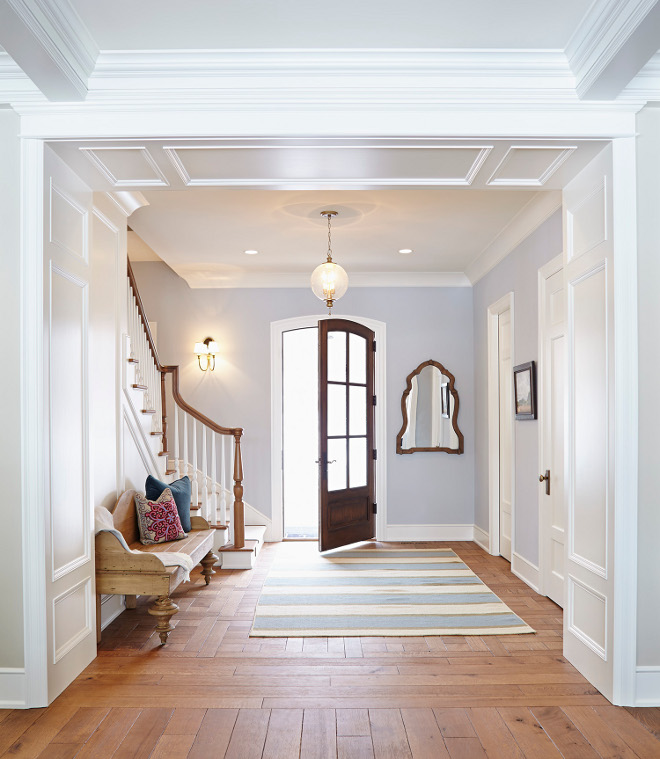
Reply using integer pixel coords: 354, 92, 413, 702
95, 489, 218, 644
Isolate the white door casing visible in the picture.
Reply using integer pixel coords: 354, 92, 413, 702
487, 293, 515, 558
538, 255, 566, 607
562, 140, 638, 704
43, 147, 97, 703
498, 310, 513, 562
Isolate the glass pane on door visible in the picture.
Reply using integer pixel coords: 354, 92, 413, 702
327, 384, 347, 436
327, 331, 347, 383
349, 333, 367, 384
349, 437, 368, 488
349, 385, 367, 436
328, 438, 347, 491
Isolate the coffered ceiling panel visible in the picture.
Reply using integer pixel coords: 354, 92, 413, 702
488, 146, 576, 186
80, 147, 169, 187
164, 145, 492, 186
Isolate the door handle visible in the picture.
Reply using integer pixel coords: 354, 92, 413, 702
539, 470, 550, 496
315, 459, 337, 464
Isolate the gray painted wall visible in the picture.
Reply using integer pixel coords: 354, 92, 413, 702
635, 106, 660, 667
472, 210, 562, 566
0, 110, 24, 667
133, 262, 475, 527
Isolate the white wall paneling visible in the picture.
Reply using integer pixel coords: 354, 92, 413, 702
563, 140, 638, 704
43, 146, 97, 704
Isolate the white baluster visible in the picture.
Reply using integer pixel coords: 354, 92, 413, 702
229, 437, 235, 544
211, 433, 217, 526
192, 418, 199, 512
183, 412, 189, 481
201, 426, 208, 522
220, 435, 227, 527
173, 405, 180, 478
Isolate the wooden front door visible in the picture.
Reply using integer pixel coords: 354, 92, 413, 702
319, 319, 376, 552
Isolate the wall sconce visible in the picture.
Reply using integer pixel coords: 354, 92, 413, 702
194, 337, 218, 371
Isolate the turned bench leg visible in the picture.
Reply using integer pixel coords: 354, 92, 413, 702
148, 595, 179, 644
200, 550, 218, 585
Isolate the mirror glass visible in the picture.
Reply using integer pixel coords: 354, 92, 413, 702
397, 361, 464, 454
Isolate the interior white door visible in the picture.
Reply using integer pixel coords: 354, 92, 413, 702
498, 309, 513, 562
539, 258, 566, 607
563, 145, 615, 700
43, 146, 97, 703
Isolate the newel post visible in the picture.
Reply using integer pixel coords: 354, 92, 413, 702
233, 432, 245, 549
160, 371, 168, 455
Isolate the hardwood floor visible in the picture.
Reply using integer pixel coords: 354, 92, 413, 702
2, 541, 659, 758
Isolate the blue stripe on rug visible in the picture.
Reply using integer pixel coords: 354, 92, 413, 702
252, 613, 527, 630
264, 575, 485, 586
257, 593, 501, 605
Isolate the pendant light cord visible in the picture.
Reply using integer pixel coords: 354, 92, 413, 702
326, 212, 333, 262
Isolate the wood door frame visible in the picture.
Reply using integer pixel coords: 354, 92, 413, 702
537, 253, 564, 600
270, 314, 387, 543
487, 292, 515, 558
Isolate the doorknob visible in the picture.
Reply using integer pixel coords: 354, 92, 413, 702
315, 459, 337, 464
539, 470, 550, 496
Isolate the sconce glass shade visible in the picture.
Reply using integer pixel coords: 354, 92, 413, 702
311, 261, 349, 309
194, 342, 208, 355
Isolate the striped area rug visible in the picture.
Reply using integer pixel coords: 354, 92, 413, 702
250, 545, 534, 637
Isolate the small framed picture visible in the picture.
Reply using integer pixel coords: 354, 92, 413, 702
441, 383, 450, 419
513, 361, 537, 420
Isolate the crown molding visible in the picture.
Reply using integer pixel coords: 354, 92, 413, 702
621, 51, 660, 99
465, 190, 562, 284
106, 191, 149, 218
0, 0, 97, 100
566, 0, 660, 99
177, 268, 471, 289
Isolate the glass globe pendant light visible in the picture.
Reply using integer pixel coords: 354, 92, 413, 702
310, 210, 348, 314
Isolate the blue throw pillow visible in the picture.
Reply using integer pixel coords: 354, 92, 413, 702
145, 475, 192, 533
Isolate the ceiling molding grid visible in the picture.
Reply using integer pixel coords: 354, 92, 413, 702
487, 145, 577, 186
566, 0, 660, 99
163, 144, 493, 187
0, 0, 97, 100
80, 146, 169, 187
465, 190, 563, 284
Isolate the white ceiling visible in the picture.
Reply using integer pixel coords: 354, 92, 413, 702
69, 0, 592, 51
129, 187, 540, 284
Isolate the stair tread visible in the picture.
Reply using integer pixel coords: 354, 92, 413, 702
132, 383, 148, 390
142, 409, 157, 414
218, 539, 259, 552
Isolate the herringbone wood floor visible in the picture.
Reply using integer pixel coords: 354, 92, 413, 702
2, 541, 659, 758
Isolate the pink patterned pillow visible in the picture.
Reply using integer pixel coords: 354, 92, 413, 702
135, 488, 186, 545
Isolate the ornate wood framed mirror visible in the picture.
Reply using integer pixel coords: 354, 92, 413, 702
396, 359, 464, 454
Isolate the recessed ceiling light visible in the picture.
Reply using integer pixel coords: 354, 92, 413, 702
398, 248, 413, 255
244, 249, 259, 255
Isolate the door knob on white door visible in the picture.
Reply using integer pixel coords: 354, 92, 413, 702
539, 469, 550, 495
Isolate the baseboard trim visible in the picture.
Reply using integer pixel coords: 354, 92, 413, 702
385, 524, 474, 541
511, 551, 541, 593
635, 666, 660, 706
473, 525, 490, 552
0, 668, 27, 708
100, 593, 126, 631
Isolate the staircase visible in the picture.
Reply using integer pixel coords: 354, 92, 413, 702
126, 260, 266, 569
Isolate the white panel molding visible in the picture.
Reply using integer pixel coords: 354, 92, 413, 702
511, 552, 541, 593
567, 574, 608, 660
0, 669, 27, 708
622, 51, 660, 98
385, 524, 474, 541
0, 49, 41, 100
270, 314, 387, 543
565, 178, 608, 263
566, 0, 660, 99
466, 191, 562, 284
183, 270, 471, 290
21, 138, 48, 708
51, 576, 93, 664
487, 146, 576, 186
49, 180, 88, 262
635, 667, 660, 706
0, 0, 97, 100
472, 524, 489, 552
80, 147, 169, 188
